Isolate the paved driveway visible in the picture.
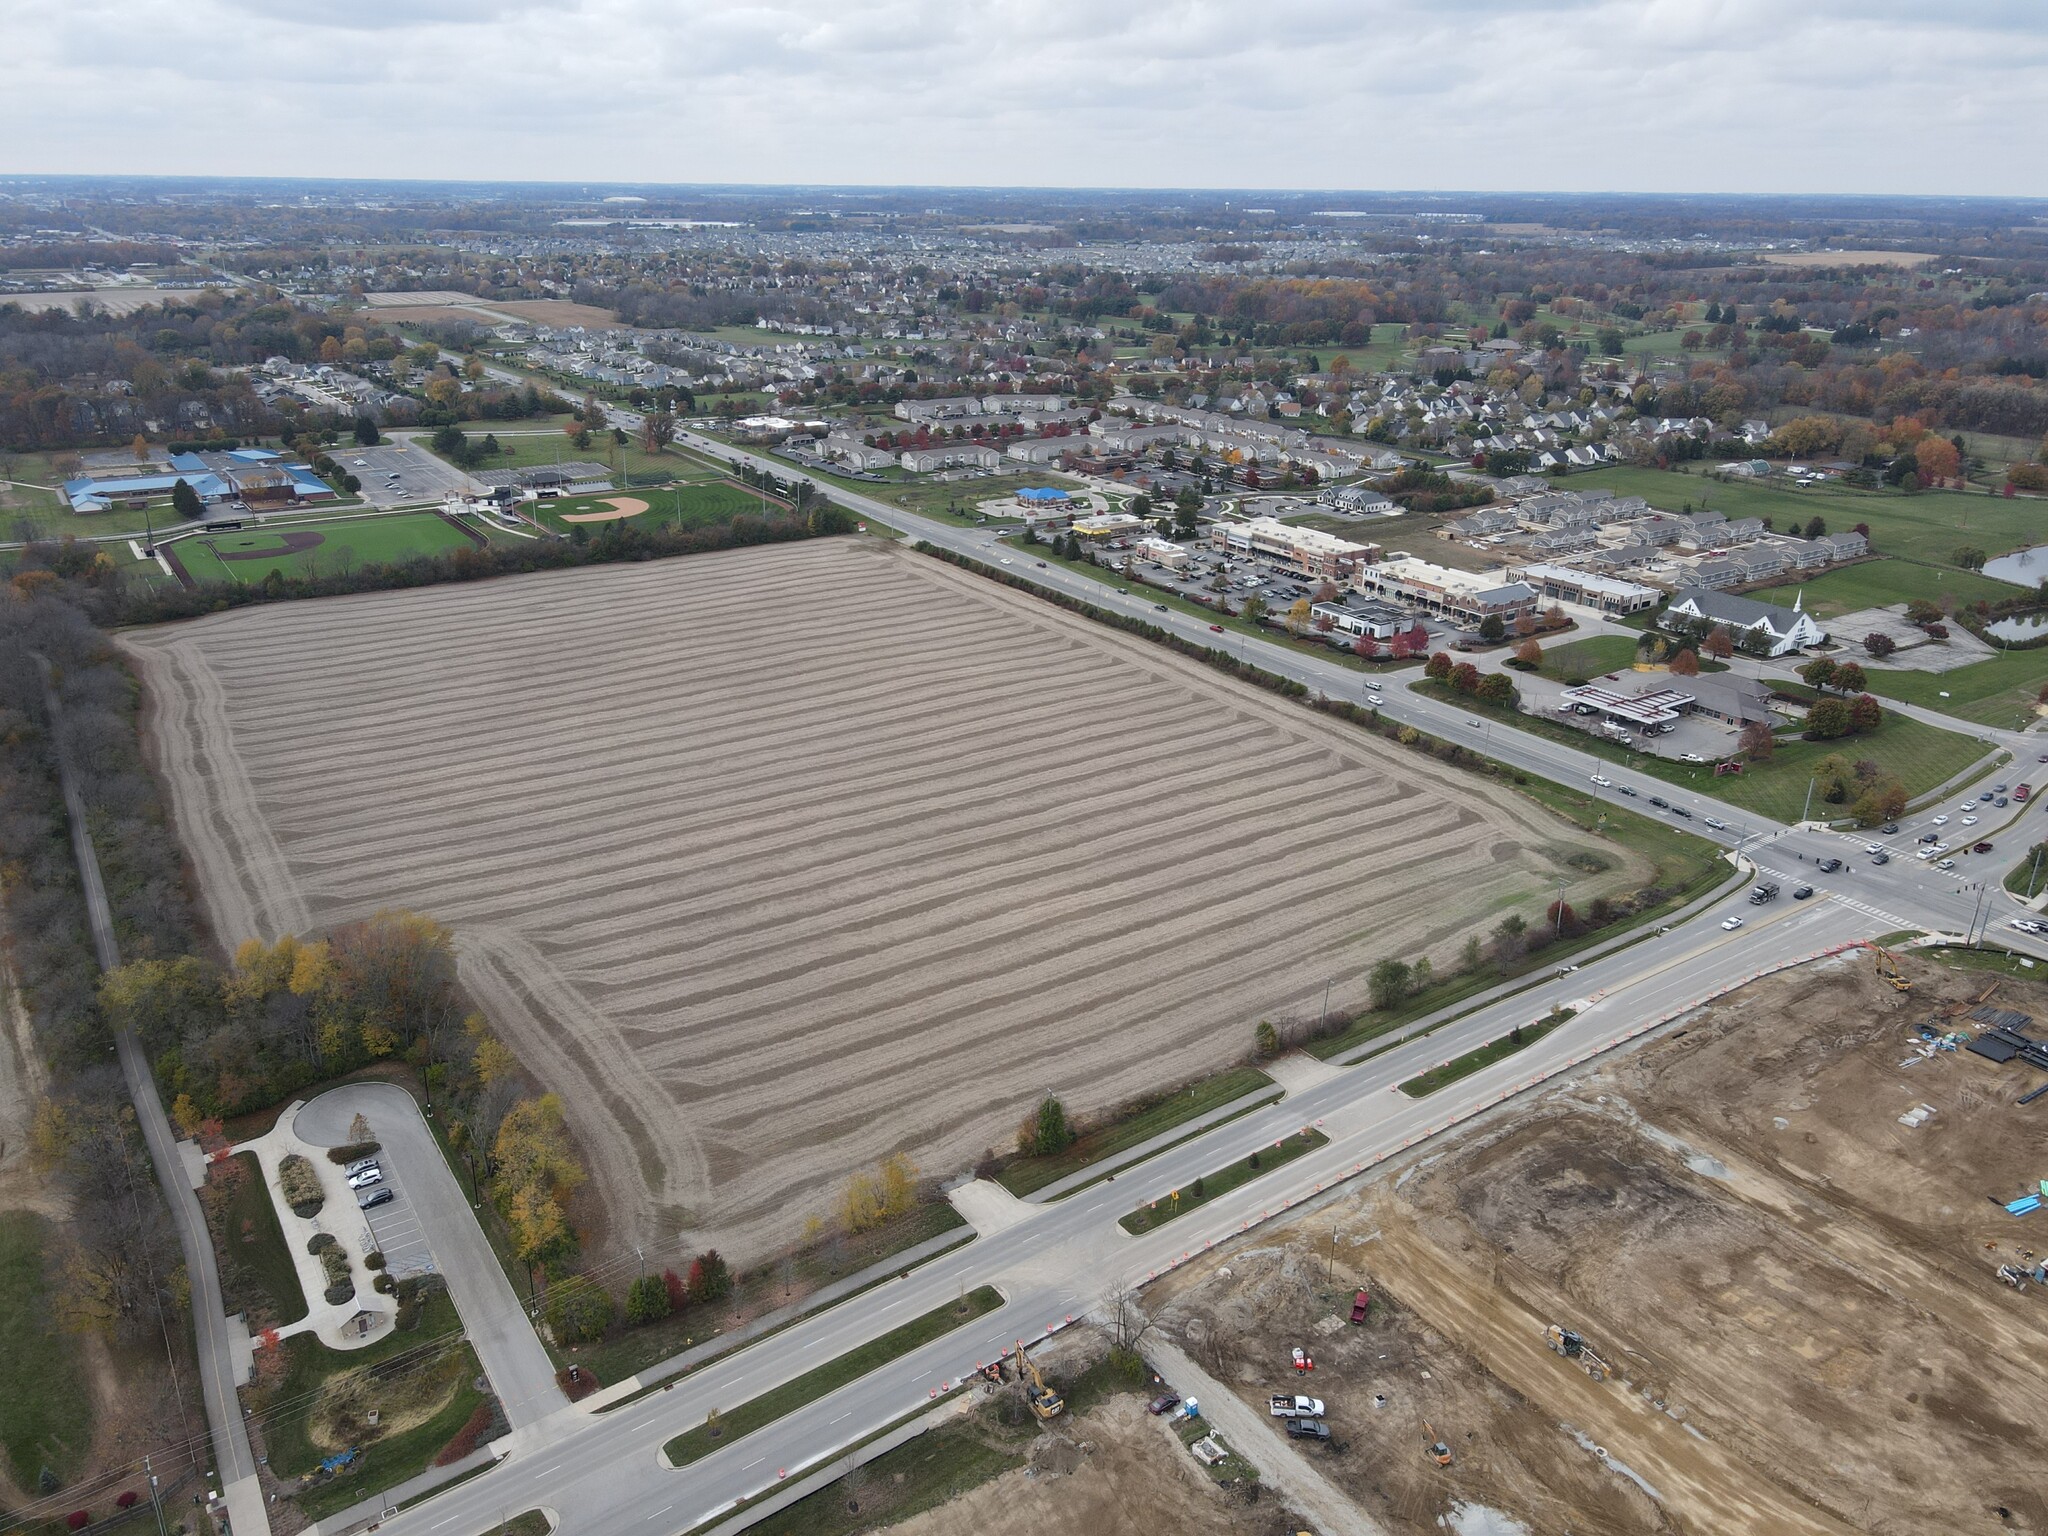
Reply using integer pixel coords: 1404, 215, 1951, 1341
296, 1083, 566, 1429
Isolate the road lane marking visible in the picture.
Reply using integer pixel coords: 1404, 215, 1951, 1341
631, 1416, 659, 1431
432, 1518, 460, 1530
912, 1369, 932, 1381
831, 1411, 852, 1424
645, 1506, 672, 1521
743, 1457, 765, 1470
535, 1464, 562, 1479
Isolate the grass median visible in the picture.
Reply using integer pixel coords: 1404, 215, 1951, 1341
1399, 1007, 1575, 1098
662, 1286, 1003, 1468
996, 1067, 1277, 1197
1118, 1127, 1329, 1235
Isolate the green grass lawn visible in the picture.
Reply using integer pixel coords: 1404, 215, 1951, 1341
995, 1068, 1277, 1197
1572, 464, 2036, 570
525, 480, 770, 536
1117, 1128, 1328, 1235
1525, 634, 1640, 683
1437, 681, 1991, 821
868, 472, 1087, 520
174, 511, 476, 585
0, 1211, 95, 1489
1744, 559, 2018, 619
1843, 648, 2048, 730
1400, 1009, 1573, 1097
210, 1151, 308, 1327
428, 429, 688, 484
737, 1415, 1029, 1536
257, 1287, 484, 1522
661, 1288, 1002, 1467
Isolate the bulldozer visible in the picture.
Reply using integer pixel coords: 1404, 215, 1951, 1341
1015, 1340, 1065, 1421
1872, 943, 1911, 994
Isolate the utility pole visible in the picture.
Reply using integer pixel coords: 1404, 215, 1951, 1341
144, 1453, 168, 1536
1800, 776, 1817, 826
2029, 844, 2046, 902
1316, 978, 1332, 1036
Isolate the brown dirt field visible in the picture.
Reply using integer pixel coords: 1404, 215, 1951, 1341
480, 298, 627, 329
1757, 251, 1937, 269
118, 538, 1648, 1265
888, 1395, 1299, 1536
1146, 948, 2048, 1535
559, 497, 650, 523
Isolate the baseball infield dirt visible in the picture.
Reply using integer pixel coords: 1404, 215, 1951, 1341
120, 539, 1649, 1263
559, 497, 651, 523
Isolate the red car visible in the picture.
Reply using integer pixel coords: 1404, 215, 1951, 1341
1147, 1391, 1181, 1415
1350, 1288, 1371, 1323
1208, 623, 1224, 632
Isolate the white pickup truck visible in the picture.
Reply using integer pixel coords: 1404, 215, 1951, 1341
1269, 1394, 1326, 1418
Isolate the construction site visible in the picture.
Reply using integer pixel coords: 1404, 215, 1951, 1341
1123, 944, 2048, 1536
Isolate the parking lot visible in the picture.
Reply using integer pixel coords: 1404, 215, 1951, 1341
347, 439, 476, 506
355, 1171, 437, 1278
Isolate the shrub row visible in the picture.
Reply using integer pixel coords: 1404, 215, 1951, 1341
277, 1154, 324, 1218
325, 1141, 381, 1164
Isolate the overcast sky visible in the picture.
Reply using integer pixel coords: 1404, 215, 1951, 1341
4, 0, 2045, 197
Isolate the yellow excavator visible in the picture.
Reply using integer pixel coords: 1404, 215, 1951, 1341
1873, 942, 1910, 993
1015, 1340, 1065, 1421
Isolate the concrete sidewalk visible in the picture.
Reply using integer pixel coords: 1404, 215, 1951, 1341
232, 1110, 398, 1350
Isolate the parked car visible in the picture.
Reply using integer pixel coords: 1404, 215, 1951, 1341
356, 1186, 395, 1210
344, 1158, 380, 1178
1680, 752, 1706, 763
346, 1167, 384, 1190
1350, 1289, 1371, 1323
1148, 1392, 1182, 1416
1286, 1417, 1333, 1442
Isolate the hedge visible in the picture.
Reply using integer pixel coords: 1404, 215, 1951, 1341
325, 1141, 381, 1165
278, 1154, 324, 1219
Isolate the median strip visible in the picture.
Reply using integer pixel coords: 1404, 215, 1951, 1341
660, 1286, 1002, 1468
1399, 1007, 1576, 1098
1118, 1127, 1329, 1235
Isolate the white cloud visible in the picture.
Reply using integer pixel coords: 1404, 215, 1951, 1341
0, 0, 2043, 194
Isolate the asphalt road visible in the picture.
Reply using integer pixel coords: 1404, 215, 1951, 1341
296, 1083, 569, 1430
365, 888, 1873, 1536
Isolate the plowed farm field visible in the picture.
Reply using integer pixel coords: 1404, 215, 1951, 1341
121, 539, 1646, 1262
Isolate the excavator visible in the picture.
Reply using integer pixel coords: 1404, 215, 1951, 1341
1873, 942, 1911, 994
1015, 1339, 1066, 1421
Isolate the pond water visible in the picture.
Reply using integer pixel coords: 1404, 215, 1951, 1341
1981, 544, 2048, 587
1986, 614, 2048, 642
